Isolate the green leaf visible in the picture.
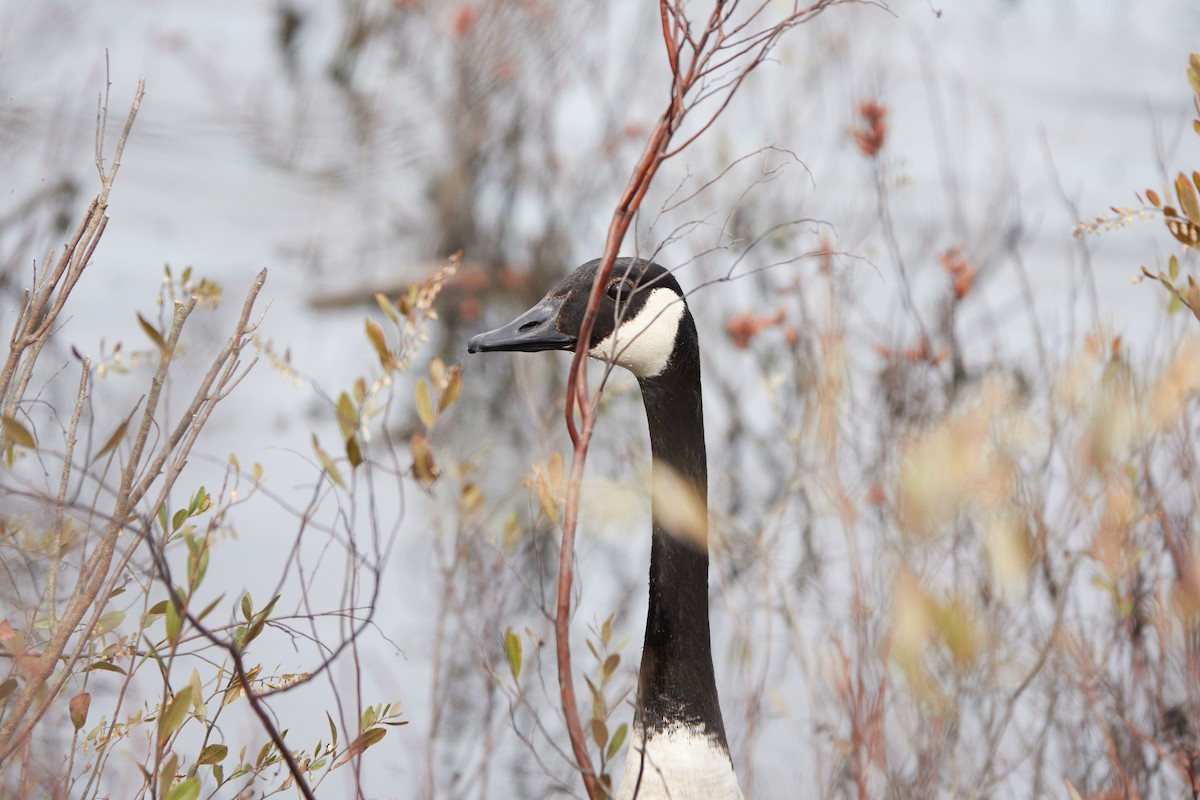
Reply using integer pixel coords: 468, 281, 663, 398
1, 415, 35, 449
165, 598, 182, 646
172, 508, 188, 532
188, 486, 208, 514
1170, 254, 1180, 281
255, 594, 281, 624
327, 711, 339, 751
187, 536, 209, 590
504, 627, 522, 680
92, 610, 124, 639
138, 313, 168, 353
159, 753, 179, 800
166, 776, 200, 800
85, 660, 126, 675
415, 378, 435, 429
241, 592, 253, 622
606, 723, 628, 761
361, 706, 377, 731
242, 619, 266, 648
198, 744, 228, 766
157, 685, 195, 748
336, 392, 358, 443
195, 593, 224, 624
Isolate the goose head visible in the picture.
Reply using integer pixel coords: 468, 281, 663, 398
466, 258, 690, 379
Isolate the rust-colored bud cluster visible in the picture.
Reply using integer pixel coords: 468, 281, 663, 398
939, 247, 978, 300
851, 100, 888, 158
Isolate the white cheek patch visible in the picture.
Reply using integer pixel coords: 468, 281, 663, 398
588, 287, 685, 378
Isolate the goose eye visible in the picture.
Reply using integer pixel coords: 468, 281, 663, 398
607, 278, 635, 302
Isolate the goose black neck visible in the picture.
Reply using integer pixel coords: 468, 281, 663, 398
635, 315, 727, 746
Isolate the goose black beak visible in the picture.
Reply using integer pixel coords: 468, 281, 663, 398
467, 296, 576, 354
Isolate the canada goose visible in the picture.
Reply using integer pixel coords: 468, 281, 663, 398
468, 258, 743, 799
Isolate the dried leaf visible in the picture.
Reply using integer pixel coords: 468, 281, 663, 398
438, 366, 462, 414
332, 727, 386, 769
374, 292, 400, 325
590, 719, 608, 751
460, 483, 484, 516
602, 653, 620, 681
410, 433, 439, 485
1176, 172, 1200, 224
69, 692, 91, 730
1167, 217, 1200, 246
415, 378, 435, 429
312, 434, 345, 489
364, 318, 390, 368
650, 460, 708, 549
1146, 188, 1162, 208
137, 313, 167, 354
0, 678, 17, 701
1, 415, 35, 449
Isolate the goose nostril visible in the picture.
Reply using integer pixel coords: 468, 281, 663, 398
519, 320, 542, 333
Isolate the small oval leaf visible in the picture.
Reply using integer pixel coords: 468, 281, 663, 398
198, 743, 228, 766
69, 692, 91, 730
606, 722, 628, 761
504, 627, 522, 680
1, 415, 35, 449
415, 379, 435, 429
137, 313, 167, 354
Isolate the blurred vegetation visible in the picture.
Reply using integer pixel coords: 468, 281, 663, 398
2, 0, 1200, 797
